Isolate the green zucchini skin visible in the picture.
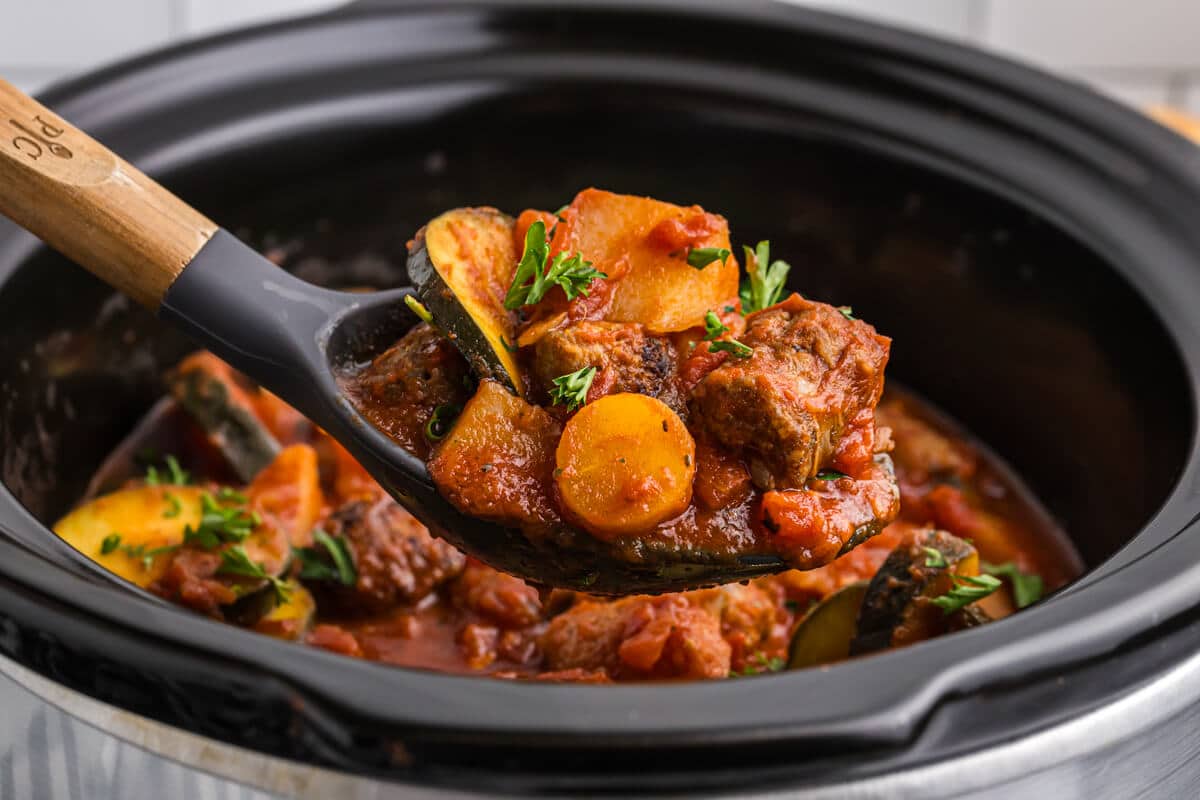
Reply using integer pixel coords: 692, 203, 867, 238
406, 208, 524, 396
170, 365, 281, 482
787, 580, 870, 669
850, 529, 977, 656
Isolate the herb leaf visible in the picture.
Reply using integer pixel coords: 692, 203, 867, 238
404, 294, 435, 325
703, 311, 729, 341
101, 535, 178, 570
165, 455, 190, 486
738, 241, 791, 314
687, 247, 731, 270
218, 545, 290, 605
729, 653, 786, 677
162, 492, 182, 519
710, 339, 753, 359
838, 306, 857, 321
424, 403, 462, 442
981, 561, 1045, 609
504, 221, 606, 310
930, 573, 1002, 614
550, 366, 597, 412
815, 469, 849, 481
295, 529, 358, 586
183, 492, 259, 550
923, 546, 948, 569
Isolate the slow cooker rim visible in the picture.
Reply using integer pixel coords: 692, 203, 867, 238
1, 0, 1199, 779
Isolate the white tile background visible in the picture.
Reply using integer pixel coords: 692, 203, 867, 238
3, 0, 1200, 115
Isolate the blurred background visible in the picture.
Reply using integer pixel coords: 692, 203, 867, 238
3, 0, 1200, 113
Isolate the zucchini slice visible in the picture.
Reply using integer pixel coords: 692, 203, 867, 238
850, 529, 982, 655
235, 582, 314, 638
53, 485, 206, 587
407, 208, 525, 395
169, 352, 281, 482
787, 580, 869, 669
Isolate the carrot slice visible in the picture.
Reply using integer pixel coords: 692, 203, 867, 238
555, 393, 696, 540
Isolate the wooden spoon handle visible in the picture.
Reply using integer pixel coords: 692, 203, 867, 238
0, 78, 216, 308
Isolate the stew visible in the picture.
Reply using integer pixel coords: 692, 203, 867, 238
55, 189, 1081, 681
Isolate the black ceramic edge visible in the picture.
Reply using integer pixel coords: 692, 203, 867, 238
0, 0, 1198, 786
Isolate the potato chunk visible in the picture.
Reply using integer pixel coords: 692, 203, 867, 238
554, 188, 739, 333
54, 486, 206, 586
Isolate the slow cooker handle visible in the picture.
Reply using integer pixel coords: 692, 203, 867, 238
0, 78, 218, 308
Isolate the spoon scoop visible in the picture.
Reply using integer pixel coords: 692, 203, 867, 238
0, 78, 792, 593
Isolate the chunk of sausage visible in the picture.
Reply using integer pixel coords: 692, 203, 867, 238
690, 294, 890, 490
532, 321, 681, 410
346, 322, 472, 458
540, 595, 731, 679
317, 498, 466, 613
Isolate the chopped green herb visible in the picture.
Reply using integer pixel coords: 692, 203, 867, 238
930, 573, 1002, 614
162, 492, 182, 519
404, 294, 435, 325
738, 241, 791, 314
144, 454, 189, 486
703, 311, 729, 341
100, 533, 122, 555
838, 306, 857, 321
981, 561, 1045, 609
550, 366, 597, 412
815, 469, 849, 481
165, 455, 190, 486
923, 546, 948, 569
504, 221, 606, 310
424, 403, 462, 442
687, 246, 731, 270
183, 492, 259, 550
218, 545, 290, 605
738, 240, 791, 314
217, 487, 248, 505
723, 304, 736, 313
729, 653, 786, 677
131, 543, 180, 571
500, 335, 519, 354
294, 529, 358, 586
710, 339, 753, 359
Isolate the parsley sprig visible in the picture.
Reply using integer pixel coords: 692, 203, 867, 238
703, 310, 753, 359
930, 573, 1002, 614
738, 240, 791, 314
729, 653, 786, 677
183, 491, 260, 549
550, 366, 597, 412
923, 546, 949, 568
815, 469, 849, 481
98, 533, 179, 570
702, 310, 729, 340
710, 339, 753, 359
218, 545, 290, 605
982, 561, 1045, 608
687, 247, 731, 270
294, 529, 358, 586
145, 455, 190, 487
504, 220, 606, 309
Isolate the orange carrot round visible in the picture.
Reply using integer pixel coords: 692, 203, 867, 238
555, 393, 696, 540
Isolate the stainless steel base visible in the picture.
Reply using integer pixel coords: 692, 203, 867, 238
3, 650, 1200, 799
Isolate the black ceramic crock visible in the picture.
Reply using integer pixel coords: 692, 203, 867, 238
3, 1, 1200, 795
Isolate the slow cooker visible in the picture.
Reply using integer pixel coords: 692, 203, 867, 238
2, 1, 1200, 796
